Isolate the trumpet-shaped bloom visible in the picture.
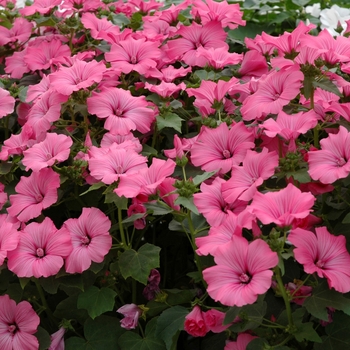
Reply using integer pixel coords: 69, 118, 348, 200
63, 208, 112, 274
0, 219, 19, 266
249, 183, 315, 228
7, 168, 60, 222
22, 132, 72, 172
117, 304, 142, 330
308, 126, 350, 184
184, 306, 208, 337
203, 236, 278, 306
87, 88, 155, 135
7, 217, 72, 278
0, 295, 40, 350
222, 148, 279, 203
241, 66, 304, 121
289, 227, 350, 293
49, 59, 106, 96
0, 87, 15, 119
191, 122, 254, 174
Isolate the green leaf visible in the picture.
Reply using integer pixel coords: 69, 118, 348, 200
313, 77, 342, 97
65, 315, 123, 350
314, 312, 350, 349
174, 196, 199, 215
119, 243, 161, 284
294, 322, 322, 343
192, 171, 216, 186
118, 330, 166, 350
104, 192, 128, 209
169, 100, 183, 109
18, 86, 28, 103
110, 13, 130, 26
157, 113, 183, 133
119, 318, 166, 350
155, 306, 189, 350
142, 144, 158, 157
35, 327, 51, 350
77, 286, 117, 319
342, 212, 350, 224
193, 70, 217, 81
0, 161, 12, 175
286, 168, 311, 183
80, 182, 105, 196
303, 280, 350, 320
34, 16, 58, 27
247, 338, 269, 349
144, 202, 174, 215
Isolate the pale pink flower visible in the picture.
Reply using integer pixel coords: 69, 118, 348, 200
195, 46, 243, 69
100, 132, 142, 153
166, 21, 228, 66
115, 158, 176, 199
222, 148, 279, 203
289, 227, 350, 293
262, 110, 319, 151
129, 0, 162, 14
5, 49, 30, 79
0, 219, 19, 266
193, 177, 248, 227
203, 236, 278, 306
308, 126, 350, 184
225, 333, 258, 350
7, 217, 72, 278
7, 168, 60, 222
191, 0, 245, 29
88, 147, 147, 185
203, 309, 231, 333
63, 208, 112, 274
49, 59, 106, 96
145, 81, 186, 98
191, 122, 254, 174
81, 13, 120, 41
0, 183, 7, 210
49, 328, 65, 350
0, 87, 15, 119
241, 66, 304, 121
22, 132, 73, 172
164, 134, 198, 160
0, 17, 32, 46
24, 39, 71, 72
87, 88, 155, 135
249, 183, 315, 228
26, 74, 51, 103
238, 50, 269, 81
117, 304, 142, 330
105, 37, 161, 75
0, 295, 40, 350
184, 306, 208, 337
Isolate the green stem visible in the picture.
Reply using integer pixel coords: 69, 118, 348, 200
272, 334, 294, 348
290, 274, 311, 298
34, 279, 58, 326
275, 267, 294, 328
118, 208, 128, 249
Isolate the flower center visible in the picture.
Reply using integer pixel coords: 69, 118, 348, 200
36, 248, 45, 258
239, 273, 251, 284
114, 108, 123, 116
81, 235, 90, 246
115, 165, 123, 174
222, 149, 231, 159
130, 56, 137, 64
8, 324, 17, 334
337, 157, 346, 167
315, 259, 325, 268
35, 194, 43, 202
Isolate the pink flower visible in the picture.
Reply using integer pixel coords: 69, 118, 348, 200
0, 18, 32, 46
49, 328, 65, 350
0, 219, 19, 266
144, 81, 186, 98
7, 168, 60, 222
184, 306, 208, 337
166, 21, 228, 66
22, 132, 73, 172
105, 37, 161, 75
81, 13, 120, 41
241, 66, 304, 121
203, 309, 230, 333
87, 88, 155, 135
63, 208, 112, 274
88, 147, 147, 185
225, 333, 258, 350
308, 126, 350, 184
288, 227, 350, 293
20, 0, 61, 16
222, 148, 279, 203
0, 87, 15, 119
49, 59, 106, 96
286, 282, 312, 305
195, 46, 243, 69
203, 236, 278, 307
191, 0, 245, 29
191, 122, 254, 174
249, 183, 315, 228
117, 304, 142, 330
0, 295, 40, 350
7, 217, 72, 278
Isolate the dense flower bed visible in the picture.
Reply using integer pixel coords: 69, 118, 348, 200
1, 0, 350, 349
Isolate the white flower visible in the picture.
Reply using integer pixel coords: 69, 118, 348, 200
305, 3, 321, 18
320, 5, 350, 36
